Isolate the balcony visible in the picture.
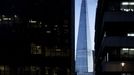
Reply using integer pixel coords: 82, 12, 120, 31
102, 62, 134, 72
103, 37, 134, 47
103, 12, 134, 22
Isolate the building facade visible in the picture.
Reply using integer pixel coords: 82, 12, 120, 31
0, 0, 74, 75
95, 0, 134, 75
75, 0, 94, 75
75, 0, 89, 74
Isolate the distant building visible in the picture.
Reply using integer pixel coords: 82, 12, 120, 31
75, 0, 94, 75
0, 0, 74, 75
95, 0, 134, 75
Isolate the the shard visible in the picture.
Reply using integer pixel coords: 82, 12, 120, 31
75, 0, 91, 75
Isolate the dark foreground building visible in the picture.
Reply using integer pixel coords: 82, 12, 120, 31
95, 0, 134, 75
0, 0, 74, 75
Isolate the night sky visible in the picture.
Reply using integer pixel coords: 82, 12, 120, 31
0, 0, 70, 22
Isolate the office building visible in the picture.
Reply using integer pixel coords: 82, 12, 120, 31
75, 0, 95, 75
95, 0, 134, 75
0, 0, 74, 75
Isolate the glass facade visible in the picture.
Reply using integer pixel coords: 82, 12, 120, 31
75, 0, 88, 74
75, 0, 97, 74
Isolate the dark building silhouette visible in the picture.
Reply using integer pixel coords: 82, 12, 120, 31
95, 0, 134, 75
0, 0, 74, 75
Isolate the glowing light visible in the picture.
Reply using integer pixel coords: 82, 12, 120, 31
46, 31, 51, 33
56, 49, 61, 51
125, 9, 129, 12
14, 15, 17, 18
122, 2, 134, 5
121, 62, 125, 67
44, 25, 48, 27
39, 22, 42, 24
130, 48, 134, 51
122, 2, 129, 5
0, 66, 4, 71
122, 48, 128, 50
29, 20, 37, 23
122, 48, 134, 51
127, 33, 134, 36
129, 2, 134, 5
3, 18, 9, 20
8, 18, 11, 20
131, 9, 134, 11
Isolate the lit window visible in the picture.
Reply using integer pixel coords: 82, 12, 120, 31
0, 65, 4, 75
122, 48, 134, 51
130, 48, 134, 51
31, 66, 40, 75
44, 24, 48, 27
122, 2, 134, 5
14, 15, 17, 18
127, 33, 134, 36
130, 2, 134, 5
54, 25, 58, 27
121, 48, 134, 58
122, 48, 129, 50
0, 65, 4, 71
121, 2, 134, 12
31, 43, 42, 54
122, 2, 129, 5
46, 31, 51, 34
104, 32, 106, 37
56, 49, 61, 51
29, 20, 37, 23
3, 18, 9, 20
131, 9, 134, 11
39, 22, 42, 24
8, 18, 11, 20
3, 17, 12, 21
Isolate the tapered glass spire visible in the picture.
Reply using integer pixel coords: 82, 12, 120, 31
75, 0, 89, 74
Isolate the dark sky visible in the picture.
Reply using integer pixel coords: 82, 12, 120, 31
0, 0, 70, 20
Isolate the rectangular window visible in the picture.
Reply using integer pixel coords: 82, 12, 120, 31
127, 33, 134, 36
31, 66, 40, 75
121, 48, 134, 59
121, 2, 134, 12
0, 65, 10, 75
31, 43, 42, 54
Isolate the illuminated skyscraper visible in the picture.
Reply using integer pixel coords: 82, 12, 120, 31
75, 0, 94, 75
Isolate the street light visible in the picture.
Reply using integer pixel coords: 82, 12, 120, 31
121, 62, 125, 74
121, 62, 125, 67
